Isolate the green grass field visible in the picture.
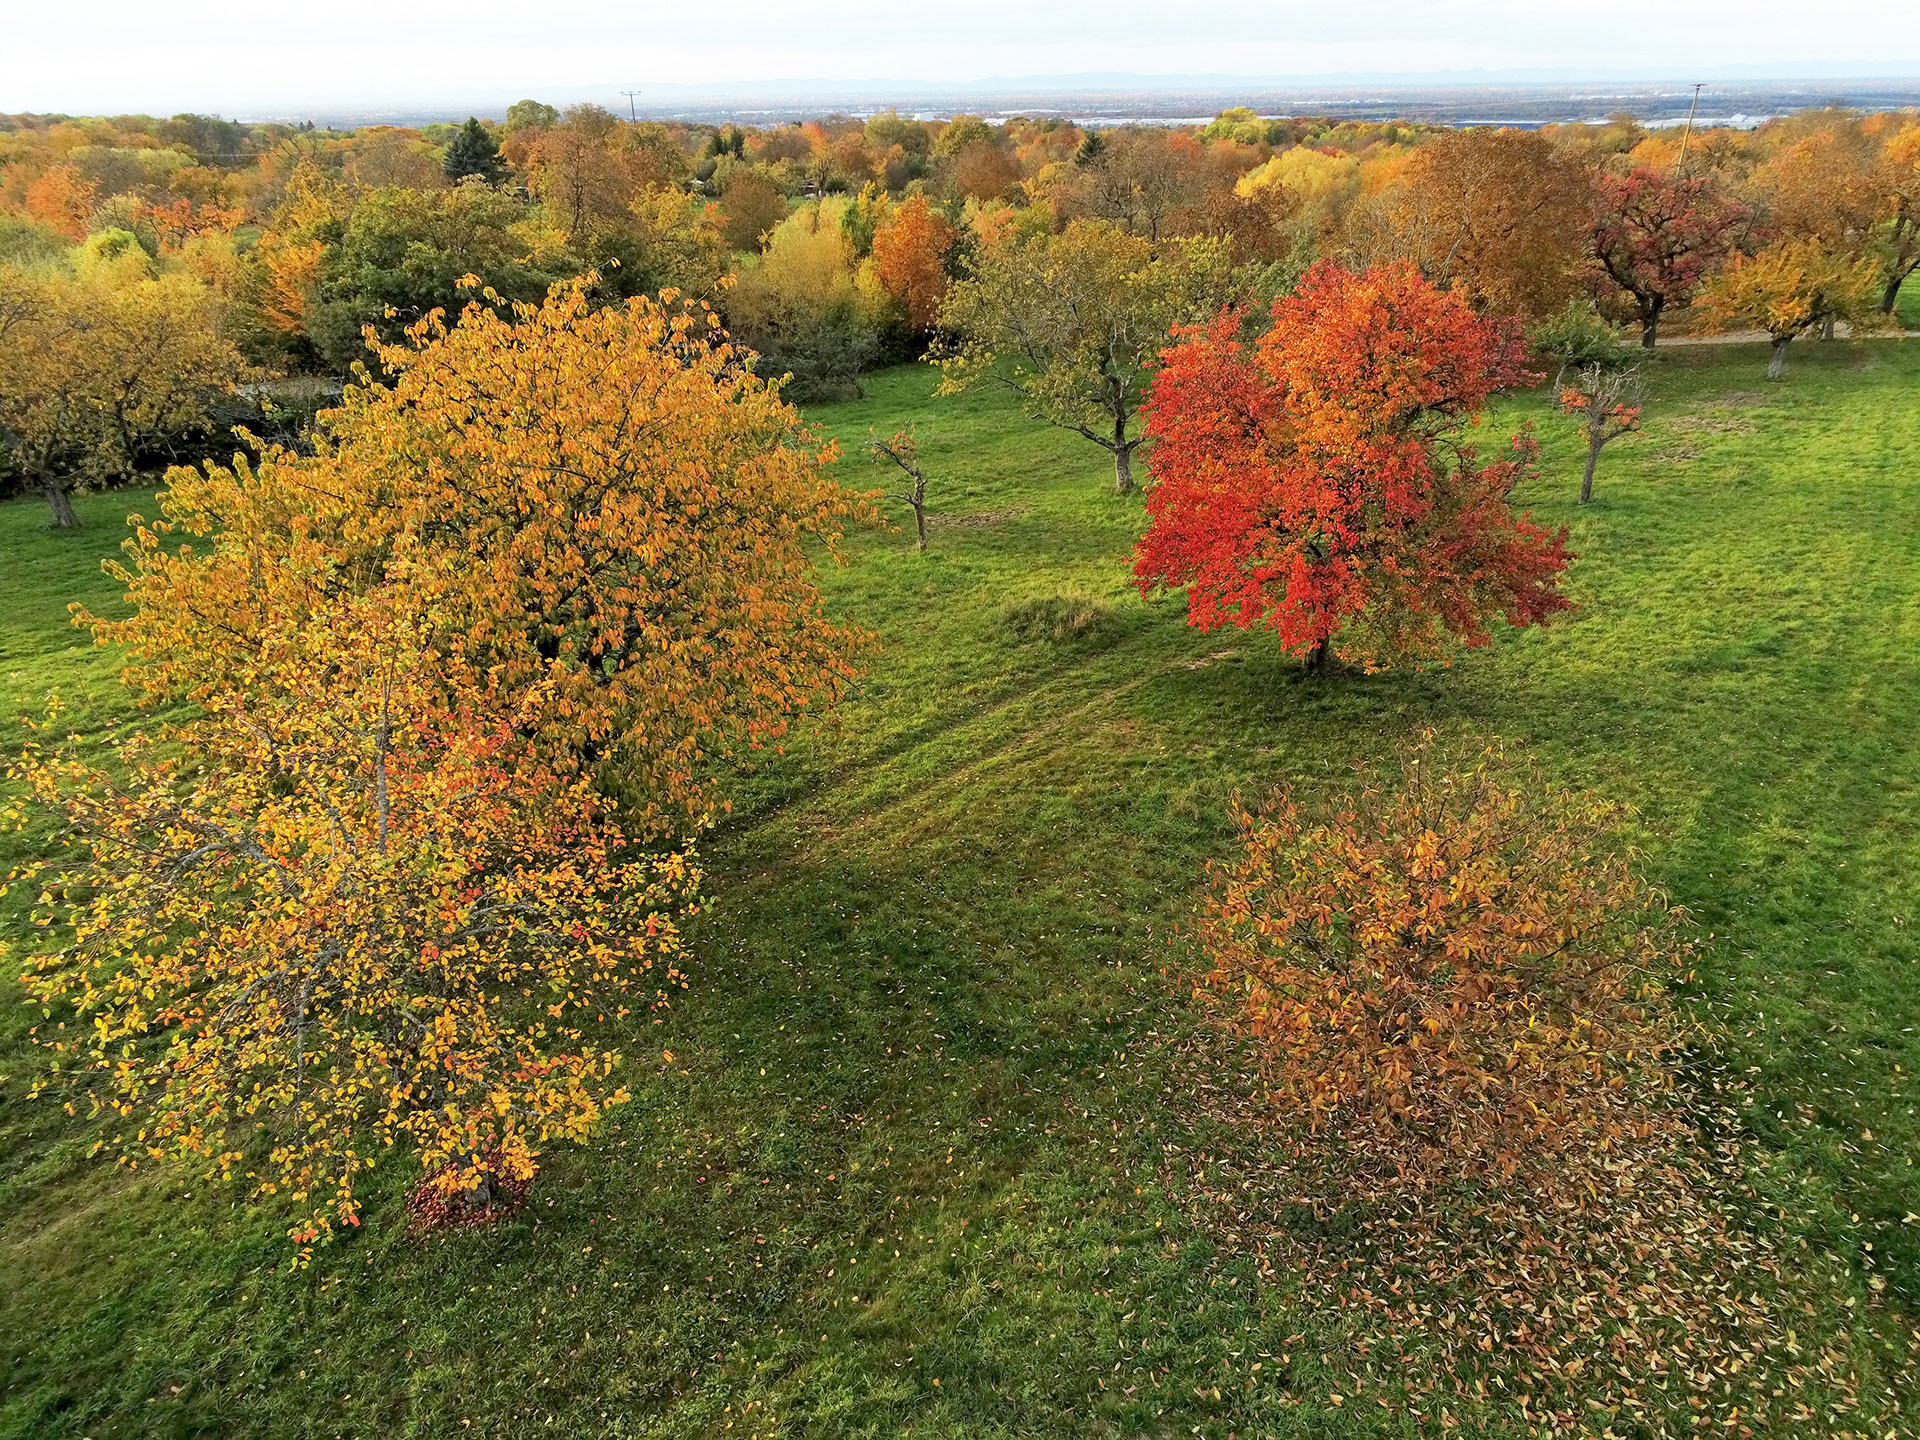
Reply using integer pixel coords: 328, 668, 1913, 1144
3, 334, 1919, 1437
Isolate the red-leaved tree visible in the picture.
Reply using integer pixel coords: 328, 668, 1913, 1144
1134, 261, 1573, 670
1589, 168, 1749, 347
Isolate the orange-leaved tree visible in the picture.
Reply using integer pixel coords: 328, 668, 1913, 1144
1134, 261, 1573, 670
870, 193, 958, 334
1197, 733, 1690, 1191
95, 279, 873, 840
1873, 123, 1920, 314
1373, 127, 1591, 320
9, 280, 872, 1243
23, 163, 98, 241
9, 609, 700, 1249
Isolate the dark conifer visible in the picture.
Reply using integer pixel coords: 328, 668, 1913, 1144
444, 117, 506, 185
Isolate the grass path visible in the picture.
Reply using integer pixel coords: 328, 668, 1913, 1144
1, 338, 1918, 1436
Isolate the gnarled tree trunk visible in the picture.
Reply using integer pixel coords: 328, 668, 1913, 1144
1640, 294, 1665, 349
41, 475, 79, 530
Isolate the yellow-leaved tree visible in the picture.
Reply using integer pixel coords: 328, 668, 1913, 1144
0, 265, 249, 527
7, 280, 872, 1246
1698, 237, 1884, 378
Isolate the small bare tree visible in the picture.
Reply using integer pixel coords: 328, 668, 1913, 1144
867, 427, 931, 551
1559, 362, 1644, 505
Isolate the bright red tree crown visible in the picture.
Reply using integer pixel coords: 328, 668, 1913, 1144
1134, 261, 1573, 669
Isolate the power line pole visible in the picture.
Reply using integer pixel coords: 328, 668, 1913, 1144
1676, 83, 1705, 172
620, 89, 642, 123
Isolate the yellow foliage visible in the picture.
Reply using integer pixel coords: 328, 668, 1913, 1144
8, 281, 874, 1243
1235, 145, 1361, 206
1699, 237, 1883, 344
0, 264, 249, 522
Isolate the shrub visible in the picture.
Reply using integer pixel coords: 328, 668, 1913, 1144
1197, 732, 1689, 1190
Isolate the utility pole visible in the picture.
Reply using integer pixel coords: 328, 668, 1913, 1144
1676, 83, 1705, 172
620, 89, 642, 123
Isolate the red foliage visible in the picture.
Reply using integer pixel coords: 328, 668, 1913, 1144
406, 1151, 533, 1232
1589, 168, 1749, 345
1133, 261, 1573, 669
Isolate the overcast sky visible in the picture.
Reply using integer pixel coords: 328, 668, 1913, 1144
10, 1, 1920, 117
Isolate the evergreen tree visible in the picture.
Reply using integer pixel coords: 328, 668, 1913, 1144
444, 117, 506, 185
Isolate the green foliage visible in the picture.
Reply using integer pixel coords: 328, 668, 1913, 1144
839, 181, 888, 260
502, 99, 558, 133
727, 201, 878, 400
864, 108, 931, 158
304, 183, 572, 369
938, 219, 1238, 490
1529, 298, 1641, 378
1200, 106, 1285, 147
933, 115, 995, 162
0, 215, 67, 268
442, 117, 506, 185
71, 227, 154, 282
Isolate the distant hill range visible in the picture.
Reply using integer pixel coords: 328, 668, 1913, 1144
282, 70, 1920, 130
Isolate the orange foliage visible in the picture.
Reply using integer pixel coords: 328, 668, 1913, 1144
950, 142, 1022, 202
97, 279, 873, 840
1749, 124, 1882, 249
871, 194, 958, 330
1384, 128, 1591, 318
128, 196, 245, 253
8, 280, 874, 1246
24, 163, 97, 240
1198, 734, 1689, 1189
258, 237, 325, 334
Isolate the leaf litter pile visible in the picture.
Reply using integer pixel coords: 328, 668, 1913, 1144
1165, 1032, 1917, 1436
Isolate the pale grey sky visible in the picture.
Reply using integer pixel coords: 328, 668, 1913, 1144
8, 0, 1920, 117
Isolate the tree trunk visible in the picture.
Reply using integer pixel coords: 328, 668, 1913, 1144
462, 1172, 499, 1210
1303, 635, 1331, 673
1767, 336, 1792, 381
1112, 443, 1135, 496
1640, 295, 1664, 349
911, 501, 927, 552
1819, 313, 1836, 342
41, 476, 79, 530
1581, 434, 1602, 504
1884, 272, 1908, 317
